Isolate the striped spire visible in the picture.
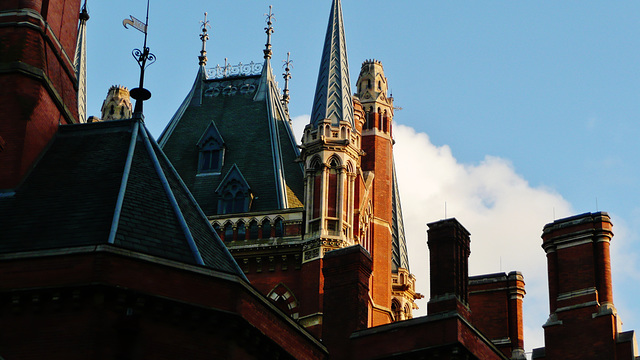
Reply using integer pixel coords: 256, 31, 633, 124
310, 0, 354, 129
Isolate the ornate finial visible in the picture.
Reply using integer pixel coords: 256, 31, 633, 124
282, 52, 292, 106
263, 5, 275, 59
123, 0, 155, 120
198, 12, 211, 66
79, 0, 89, 21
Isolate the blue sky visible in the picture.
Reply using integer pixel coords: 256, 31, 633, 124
85, 1, 640, 355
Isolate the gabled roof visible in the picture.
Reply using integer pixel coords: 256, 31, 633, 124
216, 164, 250, 194
310, 0, 354, 129
197, 120, 225, 148
0, 119, 246, 279
158, 59, 304, 215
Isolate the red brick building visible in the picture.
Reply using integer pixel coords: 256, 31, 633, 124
0, 0, 638, 359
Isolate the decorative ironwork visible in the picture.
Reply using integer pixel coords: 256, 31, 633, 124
123, 0, 155, 118
206, 61, 263, 79
199, 12, 211, 66
263, 5, 275, 59
132, 48, 156, 70
282, 52, 292, 105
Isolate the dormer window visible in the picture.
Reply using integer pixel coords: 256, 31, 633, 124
216, 164, 253, 215
199, 142, 223, 173
197, 121, 225, 174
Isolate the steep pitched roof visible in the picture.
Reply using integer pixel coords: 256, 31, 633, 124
391, 160, 410, 272
310, 0, 354, 129
0, 119, 245, 278
158, 59, 304, 215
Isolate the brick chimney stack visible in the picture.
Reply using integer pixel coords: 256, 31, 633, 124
322, 245, 373, 359
427, 218, 471, 319
538, 212, 622, 359
469, 272, 526, 359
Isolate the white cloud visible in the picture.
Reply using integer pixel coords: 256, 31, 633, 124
393, 123, 574, 353
291, 114, 310, 145
289, 116, 580, 353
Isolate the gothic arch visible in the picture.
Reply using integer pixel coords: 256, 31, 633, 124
273, 216, 284, 238
327, 155, 342, 167
267, 283, 299, 320
308, 156, 322, 171
346, 161, 354, 173
392, 299, 401, 322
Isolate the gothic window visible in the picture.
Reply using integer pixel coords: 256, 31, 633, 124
223, 222, 233, 242
327, 158, 339, 218
274, 218, 284, 238
237, 221, 246, 240
311, 159, 322, 219
392, 299, 401, 322
213, 223, 222, 238
267, 284, 299, 320
262, 219, 272, 239
197, 121, 225, 174
216, 164, 252, 215
249, 220, 259, 239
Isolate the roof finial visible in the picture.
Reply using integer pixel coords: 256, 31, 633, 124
282, 52, 292, 107
80, 0, 89, 21
263, 5, 275, 59
199, 12, 211, 66
123, 0, 155, 120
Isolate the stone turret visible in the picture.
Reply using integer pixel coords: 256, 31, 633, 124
98, 86, 133, 121
356, 59, 394, 136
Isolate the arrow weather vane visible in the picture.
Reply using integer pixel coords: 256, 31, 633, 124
123, 0, 155, 119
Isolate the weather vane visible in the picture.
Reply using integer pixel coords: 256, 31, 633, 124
123, 0, 155, 119
199, 12, 211, 66
282, 52, 292, 106
263, 5, 275, 59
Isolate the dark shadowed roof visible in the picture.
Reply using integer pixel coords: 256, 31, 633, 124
158, 60, 304, 216
0, 119, 245, 279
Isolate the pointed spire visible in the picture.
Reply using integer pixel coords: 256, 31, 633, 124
310, 0, 353, 129
282, 52, 292, 109
74, 0, 89, 123
198, 12, 211, 66
263, 6, 275, 59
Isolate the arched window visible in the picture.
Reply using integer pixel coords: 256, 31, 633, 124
311, 159, 322, 219
237, 221, 246, 240
197, 121, 225, 174
404, 304, 412, 320
216, 165, 252, 215
249, 220, 259, 240
261, 219, 272, 239
213, 223, 222, 238
224, 223, 233, 242
327, 158, 339, 218
274, 218, 284, 238
392, 300, 401, 322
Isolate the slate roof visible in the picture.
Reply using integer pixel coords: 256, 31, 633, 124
158, 61, 304, 215
391, 161, 410, 272
310, 0, 354, 129
0, 119, 245, 279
